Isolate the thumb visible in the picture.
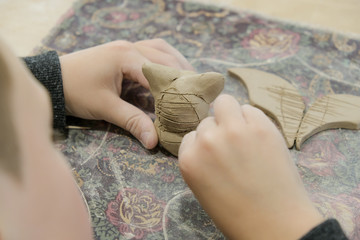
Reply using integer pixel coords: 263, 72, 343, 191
102, 96, 158, 149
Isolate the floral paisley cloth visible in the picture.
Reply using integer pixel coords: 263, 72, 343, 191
35, 0, 360, 239
241, 28, 300, 59
106, 188, 166, 239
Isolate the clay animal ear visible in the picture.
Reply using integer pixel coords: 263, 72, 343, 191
296, 94, 360, 149
142, 62, 194, 98
228, 68, 305, 148
171, 72, 225, 104
143, 62, 224, 156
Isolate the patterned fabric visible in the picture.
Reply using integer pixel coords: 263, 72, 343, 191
33, 0, 360, 239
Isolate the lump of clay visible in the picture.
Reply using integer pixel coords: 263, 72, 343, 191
142, 62, 224, 156
296, 94, 360, 149
228, 67, 305, 148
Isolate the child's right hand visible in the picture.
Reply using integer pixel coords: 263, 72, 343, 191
178, 94, 323, 240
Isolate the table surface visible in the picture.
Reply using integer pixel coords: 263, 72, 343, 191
0, 0, 360, 56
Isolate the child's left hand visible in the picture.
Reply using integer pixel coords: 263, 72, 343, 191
60, 39, 193, 149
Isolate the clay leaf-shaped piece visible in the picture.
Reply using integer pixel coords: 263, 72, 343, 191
296, 94, 360, 149
228, 68, 305, 148
143, 62, 225, 156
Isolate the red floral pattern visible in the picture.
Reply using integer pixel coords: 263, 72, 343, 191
241, 28, 300, 59
106, 188, 166, 239
298, 139, 346, 176
311, 191, 360, 239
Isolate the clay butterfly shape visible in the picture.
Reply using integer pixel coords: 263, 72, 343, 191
228, 68, 360, 150
142, 62, 224, 156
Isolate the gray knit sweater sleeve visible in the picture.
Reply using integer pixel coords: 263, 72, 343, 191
300, 219, 348, 240
23, 51, 66, 133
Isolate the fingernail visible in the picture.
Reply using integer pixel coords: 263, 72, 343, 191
140, 131, 151, 148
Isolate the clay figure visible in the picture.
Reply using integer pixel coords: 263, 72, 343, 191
228, 67, 360, 150
143, 62, 224, 156
228, 67, 305, 148
296, 94, 360, 149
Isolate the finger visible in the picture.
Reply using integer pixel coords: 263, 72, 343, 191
196, 116, 217, 136
178, 131, 197, 184
241, 104, 268, 124
135, 44, 182, 69
102, 96, 158, 149
241, 105, 281, 135
135, 40, 194, 70
213, 94, 246, 125
122, 46, 183, 89
122, 56, 151, 90
178, 131, 196, 158
135, 39, 193, 70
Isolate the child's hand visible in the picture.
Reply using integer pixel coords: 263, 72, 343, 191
178, 94, 323, 239
60, 39, 193, 149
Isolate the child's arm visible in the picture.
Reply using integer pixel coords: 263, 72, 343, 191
178, 94, 326, 239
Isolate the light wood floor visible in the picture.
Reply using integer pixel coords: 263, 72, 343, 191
0, 0, 359, 56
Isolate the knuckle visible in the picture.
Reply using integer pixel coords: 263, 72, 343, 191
152, 38, 168, 46
178, 140, 209, 179
241, 104, 253, 113
197, 130, 216, 150
125, 113, 143, 136
157, 55, 179, 68
178, 149, 194, 173
165, 54, 178, 64
226, 127, 243, 142
109, 40, 134, 52
253, 124, 268, 135
251, 122, 272, 139
223, 121, 241, 137
242, 104, 261, 117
